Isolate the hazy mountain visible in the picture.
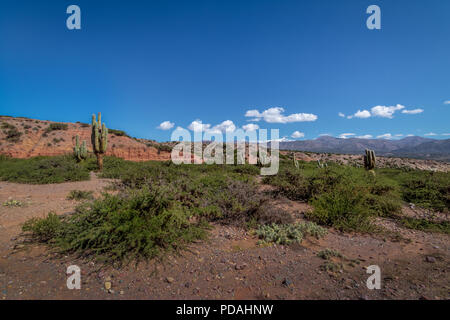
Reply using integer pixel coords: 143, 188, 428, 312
279, 136, 450, 161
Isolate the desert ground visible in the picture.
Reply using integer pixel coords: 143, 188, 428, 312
0, 173, 448, 300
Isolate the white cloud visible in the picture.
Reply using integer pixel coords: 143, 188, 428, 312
269, 136, 293, 142
338, 112, 345, 118
377, 133, 393, 139
442, 133, 450, 136
339, 133, 355, 139
209, 120, 236, 134
355, 134, 373, 139
188, 120, 211, 132
401, 108, 424, 115
319, 133, 332, 137
353, 110, 371, 119
291, 131, 305, 139
346, 104, 410, 119
444, 101, 450, 105
245, 107, 317, 123
157, 121, 175, 130
242, 123, 259, 131
371, 104, 405, 118
406, 134, 414, 137
394, 134, 403, 137
424, 132, 437, 136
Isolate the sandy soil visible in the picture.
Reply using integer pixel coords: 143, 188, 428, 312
0, 176, 448, 300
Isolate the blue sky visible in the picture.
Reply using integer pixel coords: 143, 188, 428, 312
0, 0, 449, 141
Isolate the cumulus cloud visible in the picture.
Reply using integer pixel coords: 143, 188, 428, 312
157, 121, 175, 130
346, 104, 420, 119
394, 134, 403, 137
338, 133, 355, 139
242, 123, 259, 131
444, 101, 450, 105
209, 120, 236, 134
245, 107, 317, 123
442, 133, 450, 136
401, 108, 424, 115
355, 134, 373, 139
188, 120, 211, 132
353, 110, 371, 119
338, 112, 345, 118
377, 133, 393, 139
291, 131, 305, 139
424, 132, 437, 136
371, 104, 405, 118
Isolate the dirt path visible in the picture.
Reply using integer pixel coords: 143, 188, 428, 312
0, 178, 448, 300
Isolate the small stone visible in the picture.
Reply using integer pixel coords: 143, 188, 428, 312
235, 263, 247, 270
166, 277, 174, 284
425, 256, 436, 263
282, 278, 293, 287
104, 281, 112, 290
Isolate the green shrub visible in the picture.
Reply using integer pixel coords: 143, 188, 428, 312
317, 248, 342, 260
400, 217, 450, 234
67, 190, 94, 201
23, 187, 208, 263
45, 123, 68, 132
109, 129, 128, 137
256, 222, 326, 245
22, 212, 62, 242
0, 155, 91, 184
308, 183, 375, 232
399, 171, 449, 213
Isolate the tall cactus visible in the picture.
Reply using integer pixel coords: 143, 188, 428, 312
363, 149, 376, 172
293, 154, 299, 169
91, 112, 108, 170
73, 135, 87, 162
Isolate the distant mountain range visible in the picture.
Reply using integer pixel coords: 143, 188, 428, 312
278, 136, 450, 161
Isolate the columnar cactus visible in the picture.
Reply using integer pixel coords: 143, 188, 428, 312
363, 149, 376, 171
73, 135, 87, 162
294, 155, 299, 169
91, 112, 108, 170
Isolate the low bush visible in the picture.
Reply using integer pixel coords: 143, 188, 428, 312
0, 155, 91, 184
23, 187, 208, 263
45, 123, 68, 132
67, 190, 94, 201
400, 217, 450, 234
256, 222, 327, 245
317, 248, 342, 260
109, 129, 129, 137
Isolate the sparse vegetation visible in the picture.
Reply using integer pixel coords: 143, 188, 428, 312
109, 129, 129, 137
66, 190, 94, 201
2, 122, 22, 142
317, 248, 342, 260
3, 199, 25, 207
256, 222, 327, 245
45, 123, 68, 132
400, 217, 450, 234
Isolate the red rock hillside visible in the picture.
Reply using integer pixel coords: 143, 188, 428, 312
0, 116, 171, 161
